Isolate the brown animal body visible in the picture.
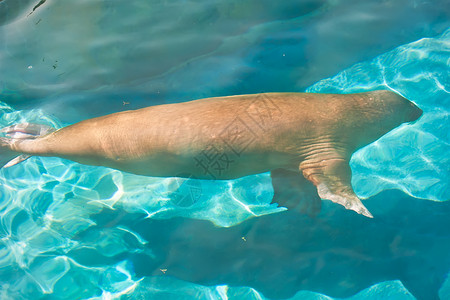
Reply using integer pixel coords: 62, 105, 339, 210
0, 90, 422, 217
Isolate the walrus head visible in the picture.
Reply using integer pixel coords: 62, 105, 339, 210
349, 90, 423, 151
299, 90, 423, 218
373, 89, 423, 123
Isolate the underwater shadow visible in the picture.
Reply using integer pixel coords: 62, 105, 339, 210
89, 189, 450, 300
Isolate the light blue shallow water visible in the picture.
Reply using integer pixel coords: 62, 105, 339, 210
1, 1, 449, 299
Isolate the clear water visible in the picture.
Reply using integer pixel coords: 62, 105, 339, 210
0, 0, 449, 299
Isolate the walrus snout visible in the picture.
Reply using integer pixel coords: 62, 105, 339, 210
375, 90, 422, 123
408, 102, 423, 122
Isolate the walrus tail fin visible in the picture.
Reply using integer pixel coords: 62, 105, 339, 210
300, 158, 373, 218
0, 123, 56, 169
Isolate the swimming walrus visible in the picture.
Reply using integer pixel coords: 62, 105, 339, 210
0, 90, 422, 218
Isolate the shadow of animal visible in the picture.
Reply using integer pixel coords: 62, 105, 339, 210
73, 189, 450, 300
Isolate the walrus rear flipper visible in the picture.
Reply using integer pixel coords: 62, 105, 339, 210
270, 169, 321, 217
300, 158, 373, 218
0, 123, 56, 168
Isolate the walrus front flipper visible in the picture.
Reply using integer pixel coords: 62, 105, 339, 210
300, 158, 373, 218
0, 123, 56, 168
270, 169, 321, 217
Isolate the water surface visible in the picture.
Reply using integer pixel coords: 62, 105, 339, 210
0, 0, 449, 299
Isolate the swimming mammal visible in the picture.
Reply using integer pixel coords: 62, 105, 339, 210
0, 90, 422, 218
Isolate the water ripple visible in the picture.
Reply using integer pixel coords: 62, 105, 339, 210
0, 18, 449, 300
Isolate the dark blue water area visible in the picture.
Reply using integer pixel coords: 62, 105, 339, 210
1, 0, 449, 121
90, 190, 450, 300
1, 0, 450, 299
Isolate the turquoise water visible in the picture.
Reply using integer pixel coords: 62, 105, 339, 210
1, 0, 449, 299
